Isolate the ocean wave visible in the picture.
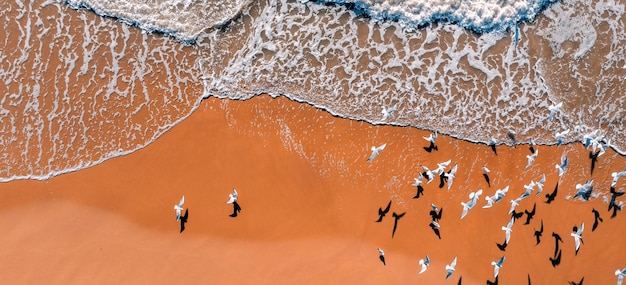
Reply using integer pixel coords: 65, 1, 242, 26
310, 0, 560, 33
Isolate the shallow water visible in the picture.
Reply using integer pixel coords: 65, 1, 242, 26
0, 0, 624, 180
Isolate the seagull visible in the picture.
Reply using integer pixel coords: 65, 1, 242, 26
574, 180, 594, 201
528, 138, 536, 154
483, 165, 491, 187
489, 137, 498, 155
591, 208, 602, 231
377, 248, 386, 266
226, 188, 238, 204
491, 256, 505, 278
484, 186, 508, 208
502, 217, 515, 243
445, 257, 457, 279
571, 222, 584, 255
434, 159, 452, 175
535, 174, 546, 196
412, 175, 425, 199
381, 104, 397, 121
418, 254, 430, 274
556, 153, 569, 177
526, 149, 538, 169
507, 129, 517, 145
423, 131, 439, 152
534, 219, 544, 245
509, 197, 523, 214
429, 220, 442, 239
179, 208, 189, 233
546, 102, 563, 120
555, 129, 570, 146
367, 143, 387, 162
375, 200, 392, 222
421, 165, 435, 184
583, 130, 599, 149
615, 267, 626, 285
174, 195, 185, 222
430, 204, 443, 222
391, 212, 406, 238
612, 170, 626, 186
597, 139, 611, 157
461, 189, 482, 219
444, 163, 458, 190
520, 182, 536, 199
545, 183, 558, 204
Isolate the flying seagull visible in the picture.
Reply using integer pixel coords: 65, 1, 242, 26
418, 254, 430, 274
375, 200, 392, 222
174, 195, 185, 222
484, 186, 508, 208
491, 256, 505, 278
226, 188, 238, 204
502, 217, 515, 243
571, 222, 584, 255
615, 267, 626, 285
555, 129, 570, 146
430, 204, 443, 222
367, 143, 387, 162
525, 149, 538, 169
377, 248, 386, 266
546, 102, 563, 120
412, 175, 425, 199
429, 221, 442, 239
556, 153, 569, 177
423, 131, 439, 152
444, 163, 458, 190
381, 104, 397, 121
535, 174, 546, 196
445, 257, 457, 279
483, 165, 491, 187
612, 170, 626, 187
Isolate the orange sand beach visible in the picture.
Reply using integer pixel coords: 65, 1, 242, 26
1, 95, 625, 284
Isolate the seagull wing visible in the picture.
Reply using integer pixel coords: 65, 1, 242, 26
178, 195, 185, 207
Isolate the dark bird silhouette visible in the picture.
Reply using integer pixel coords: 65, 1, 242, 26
511, 209, 524, 221
569, 277, 584, 285
496, 239, 508, 251
391, 212, 406, 238
609, 187, 625, 212
229, 201, 242, 217
179, 208, 188, 233
458, 276, 463, 285
611, 202, 622, 218
429, 221, 442, 239
507, 130, 516, 145
483, 173, 491, 187
529, 145, 535, 155
545, 183, 558, 204
591, 208, 603, 231
413, 185, 425, 199
487, 275, 499, 285
424, 141, 438, 153
430, 207, 443, 222
550, 249, 562, 267
490, 143, 497, 155
524, 203, 536, 225
375, 200, 392, 222
528, 274, 532, 285
589, 151, 599, 175
439, 172, 448, 189
534, 219, 544, 245
552, 232, 563, 257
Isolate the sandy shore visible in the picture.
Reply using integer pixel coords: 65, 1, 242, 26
0, 95, 624, 284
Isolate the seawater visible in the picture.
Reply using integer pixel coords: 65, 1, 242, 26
0, 0, 625, 181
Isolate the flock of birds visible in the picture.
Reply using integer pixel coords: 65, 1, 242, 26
172, 188, 241, 233
371, 103, 626, 284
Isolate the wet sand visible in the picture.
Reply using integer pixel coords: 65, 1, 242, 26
0, 95, 624, 284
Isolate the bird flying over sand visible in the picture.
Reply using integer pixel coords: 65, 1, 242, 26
367, 143, 387, 162
378, 248, 386, 266
445, 257, 457, 279
555, 129, 570, 146
461, 189, 482, 219
535, 174, 546, 196
381, 104, 397, 121
574, 180, 594, 201
509, 197, 523, 214
491, 256, 505, 278
226, 188, 238, 204
526, 150, 538, 169
612, 170, 626, 187
174, 195, 185, 222
502, 217, 515, 243
484, 186, 508, 208
423, 131, 439, 152
615, 267, 626, 285
571, 222, 584, 255
445, 163, 458, 190
418, 254, 430, 274
556, 153, 569, 177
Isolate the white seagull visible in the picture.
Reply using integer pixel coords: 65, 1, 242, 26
535, 174, 546, 196
508, 197, 522, 214
421, 165, 435, 184
546, 102, 563, 120
423, 131, 438, 144
461, 189, 482, 219
444, 163, 458, 190
226, 188, 238, 204
583, 130, 599, 149
412, 173, 424, 187
491, 256, 505, 278
381, 104, 397, 121
502, 217, 515, 243
615, 267, 626, 285
484, 186, 508, 208
483, 165, 491, 174
418, 254, 430, 274
571, 222, 584, 255
526, 149, 538, 169
556, 153, 569, 177
367, 143, 387, 162
520, 182, 536, 199
435, 159, 452, 175
174, 195, 185, 222
445, 257, 457, 280
555, 129, 570, 146
612, 170, 626, 187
